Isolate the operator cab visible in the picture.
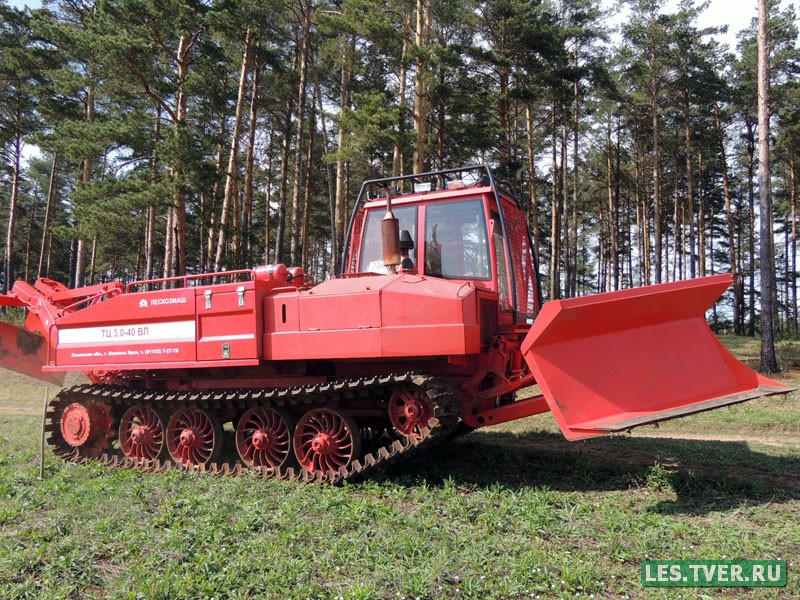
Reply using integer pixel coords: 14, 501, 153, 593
359, 197, 490, 280
344, 166, 540, 325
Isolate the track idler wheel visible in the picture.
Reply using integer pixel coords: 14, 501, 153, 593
60, 401, 112, 455
166, 408, 223, 468
119, 405, 167, 461
389, 386, 434, 439
294, 408, 361, 475
235, 406, 294, 469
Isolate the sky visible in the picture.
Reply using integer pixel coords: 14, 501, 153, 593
666, 0, 784, 49
605, 0, 794, 52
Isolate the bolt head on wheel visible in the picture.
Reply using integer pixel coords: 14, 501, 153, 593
311, 433, 332, 454
251, 431, 269, 450
179, 429, 196, 446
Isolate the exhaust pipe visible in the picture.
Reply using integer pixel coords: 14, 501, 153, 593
380, 185, 401, 273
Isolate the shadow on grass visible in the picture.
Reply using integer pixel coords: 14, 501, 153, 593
381, 429, 800, 515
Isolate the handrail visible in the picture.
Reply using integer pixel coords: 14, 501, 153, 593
125, 269, 256, 293
61, 287, 123, 313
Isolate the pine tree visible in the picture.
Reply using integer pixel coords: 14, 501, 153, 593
0, 5, 45, 295
758, 0, 779, 372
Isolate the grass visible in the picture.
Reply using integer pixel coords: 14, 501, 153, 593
0, 335, 799, 598
717, 334, 800, 371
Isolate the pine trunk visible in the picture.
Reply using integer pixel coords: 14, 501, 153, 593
412, 0, 430, 174
145, 107, 160, 281
37, 152, 58, 279
301, 103, 316, 268
684, 91, 695, 279
437, 66, 445, 169
791, 153, 797, 333
745, 119, 757, 335
333, 35, 353, 274
88, 236, 97, 284
24, 184, 36, 282
715, 102, 740, 333
570, 45, 580, 296
264, 127, 275, 265
652, 84, 662, 284
167, 32, 196, 279
497, 67, 510, 173
145, 206, 156, 281
672, 178, 680, 281
75, 70, 95, 288
206, 128, 226, 273
606, 118, 619, 290
163, 206, 174, 284
215, 28, 253, 272
313, 66, 337, 273
290, 1, 312, 266
525, 104, 540, 258
784, 218, 791, 328
274, 92, 295, 264
393, 13, 411, 178
570, 74, 580, 296
243, 63, 261, 267
757, 0, 779, 372
561, 119, 570, 296
698, 148, 706, 277
549, 105, 561, 300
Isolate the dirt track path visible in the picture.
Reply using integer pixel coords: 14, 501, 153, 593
626, 430, 799, 448
0, 407, 42, 416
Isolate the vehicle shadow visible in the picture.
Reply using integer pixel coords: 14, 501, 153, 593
381, 428, 800, 515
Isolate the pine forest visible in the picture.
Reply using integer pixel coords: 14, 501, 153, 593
1, 0, 799, 340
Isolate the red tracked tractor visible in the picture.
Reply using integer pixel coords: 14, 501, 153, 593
0, 166, 788, 482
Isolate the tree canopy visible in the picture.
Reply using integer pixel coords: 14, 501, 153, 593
1, 0, 798, 337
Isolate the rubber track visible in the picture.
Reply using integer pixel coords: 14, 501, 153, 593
44, 373, 459, 484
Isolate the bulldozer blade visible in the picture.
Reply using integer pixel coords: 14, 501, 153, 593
0, 320, 64, 385
521, 274, 788, 440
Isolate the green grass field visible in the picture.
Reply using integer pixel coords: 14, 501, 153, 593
1, 336, 799, 598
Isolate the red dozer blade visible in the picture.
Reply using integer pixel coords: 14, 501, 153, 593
0, 296, 64, 385
521, 274, 788, 440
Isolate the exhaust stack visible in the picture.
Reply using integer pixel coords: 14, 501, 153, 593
380, 185, 401, 272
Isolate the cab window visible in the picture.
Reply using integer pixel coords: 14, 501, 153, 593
359, 205, 418, 274
491, 211, 511, 309
424, 198, 490, 280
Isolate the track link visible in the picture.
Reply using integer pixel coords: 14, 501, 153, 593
45, 373, 458, 484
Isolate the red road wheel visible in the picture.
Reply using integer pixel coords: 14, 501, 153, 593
389, 387, 434, 439
235, 406, 294, 468
293, 408, 361, 475
119, 406, 166, 461
166, 408, 223, 468
60, 401, 111, 452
